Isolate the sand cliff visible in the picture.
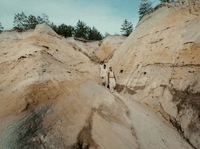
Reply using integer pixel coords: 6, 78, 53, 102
0, 1, 199, 148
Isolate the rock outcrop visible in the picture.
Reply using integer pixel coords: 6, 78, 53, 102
1, 1, 199, 147
110, 1, 200, 148
66, 35, 127, 63
95, 36, 127, 62
0, 24, 139, 149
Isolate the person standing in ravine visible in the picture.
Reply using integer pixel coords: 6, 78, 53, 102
108, 66, 116, 93
100, 63, 108, 87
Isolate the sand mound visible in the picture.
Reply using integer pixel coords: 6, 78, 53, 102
0, 3, 197, 147
34, 23, 57, 35
110, 1, 200, 148
95, 35, 127, 62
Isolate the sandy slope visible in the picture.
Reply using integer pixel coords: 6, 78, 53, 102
95, 36, 127, 62
0, 19, 196, 149
110, 1, 200, 148
0, 24, 135, 149
114, 92, 192, 149
65, 36, 127, 63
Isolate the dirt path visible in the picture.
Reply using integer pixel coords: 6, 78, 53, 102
113, 92, 193, 149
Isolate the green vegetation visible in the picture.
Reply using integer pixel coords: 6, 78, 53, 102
87, 27, 103, 40
159, 0, 175, 4
13, 12, 50, 31
0, 22, 3, 33
13, 12, 103, 40
51, 23, 74, 38
74, 20, 88, 39
120, 19, 133, 36
51, 20, 103, 40
138, 0, 177, 21
138, 0, 153, 21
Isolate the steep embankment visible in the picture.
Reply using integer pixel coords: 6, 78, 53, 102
0, 19, 196, 148
66, 35, 127, 63
110, 0, 200, 148
95, 36, 127, 62
0, 24, 140, 149
66, 37, 100, 62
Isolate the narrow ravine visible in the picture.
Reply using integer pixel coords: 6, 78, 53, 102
113, 92, 194, 149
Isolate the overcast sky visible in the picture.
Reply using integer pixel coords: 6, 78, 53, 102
0, 0, 160, 35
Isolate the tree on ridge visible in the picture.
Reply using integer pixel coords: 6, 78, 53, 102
27, 15, 38, 29
74, 20, 89, 39
57, 23, 74, 37
13, 12, 51, 31
12, 13, 103, 40
120, 19, 133, 36
159, 0, 175, 4
0, 23, 4, 33
13, 12, 29, 31
87, 27, 103, 40
138, 0, 153, 21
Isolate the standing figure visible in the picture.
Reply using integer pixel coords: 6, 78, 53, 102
108, 67, 116, 93
99, 61, 104, 75
100, 64, 108, 87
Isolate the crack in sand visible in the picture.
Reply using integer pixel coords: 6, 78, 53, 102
72, 108, 98, 149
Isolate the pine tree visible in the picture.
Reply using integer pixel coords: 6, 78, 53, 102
160, 0, 170, 4
120, 19, 133, 36
41, 13, 50, 25
56, 24, 74, 37
13, 12, 28, 31
64, 25, 74, 37
74, 20, 89, 39
160, 0, 174, 4
50, 23, 58, 32
138, 0, 153, 21
87, 27, 103, 40
0, 23, 4, 33
37, 16, 43, 24
27, 15, 38, 29
87, 27, 94, 40
13, 12, 51, 31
